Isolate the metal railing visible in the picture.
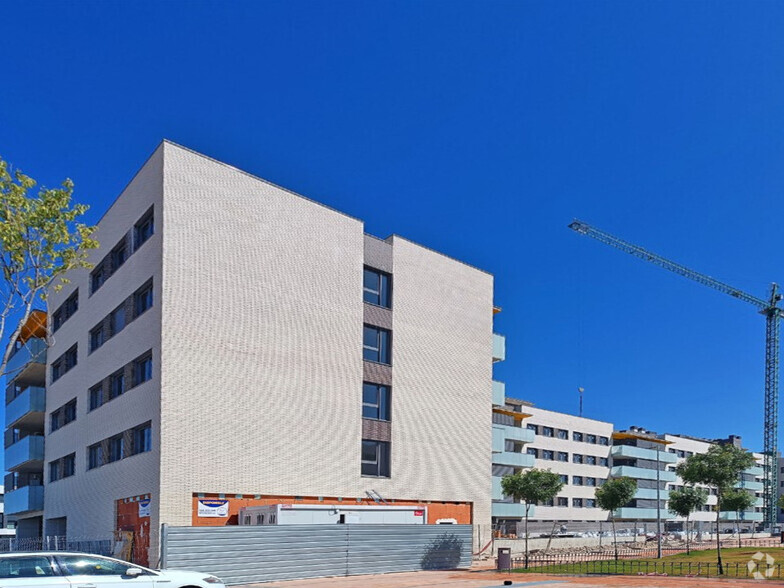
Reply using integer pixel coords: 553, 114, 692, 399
514, 559, 783, 579
0, 535, 112, 556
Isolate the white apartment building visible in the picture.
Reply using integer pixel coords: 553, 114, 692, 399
5, 141, 500, 563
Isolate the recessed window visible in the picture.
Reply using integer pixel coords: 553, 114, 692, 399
557, 451, 568, 462
88, 444, 103, 470
49, 461, 60, 482
586, 455, 597, 465
363, 325, 391, 364
63, 453, 75, 477
133, 353, 153, 386
363, 268, 391, 308
134, 207, 154, 251
134, 282, 153, 317
586, 477, 597, 486
573, 454, 583, 464
89, 323, 105, 352
573, 476, 583, 486
111, 239, 128, 271
90, 263, 106, 294
52, 345, 78, 382
362, 382, 391, 421
108, 436, 124, 463
132, 423, 152, 455
109, 370, 125, 400
557, 497, 568, 507
559, 474, 568, 484
527, 447, 538, 457
542, 450, 554, 460
527, 424, 538, 433
586, 498, 596, 508
89, 384, 103, 411
110, 306, 126, 336
361, 440, 390, 477
587, 434, 597, 444
556, 429, 568, 440
573, 498, 584, 508
52, 291, 78, 332
599, 436, 610, 446
599, 457, 609, 467
541, 426, 554, 437
573, 432, 584, 442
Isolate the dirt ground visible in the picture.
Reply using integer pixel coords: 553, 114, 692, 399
241, 569, 784, 587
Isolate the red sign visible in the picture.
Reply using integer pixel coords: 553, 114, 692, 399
414, 510, 424, 516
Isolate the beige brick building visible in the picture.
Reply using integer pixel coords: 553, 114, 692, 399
7, 141, 498, 563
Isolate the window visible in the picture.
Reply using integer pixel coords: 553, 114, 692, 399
64, 399, 76, 424
573, 498, 583, 508
134, 282, 153, 317
361, 440, 390, 477
677, 450, 686, 458
586, 477, 597, 486
110, 305, 126, 335
89, 323, 105, 352
599, 457, 609, 467
573, 476, 583, 485
527, 447, 538, 457
541, 426, 554, 437
527, 424, 538, 433
586, 498, 596, 508
63, 453, 75, 477
557, 429, 568, 440
363, 325, 391, 364
88, 444, 103, 470
90, 263, 106, 294
133, 353, 153, 386
108, 436, 124, 463
132, 423, 152, 455
362, 382, 391, 421
363, 268, 391, 308
51, 411, 61, 433
52, 291, 78, 333
599, 436, 610, 446
134, 207, 154, 251
111, 239, 128, 271
58, 555, 134, 576
586, 455, 597, 465
587, 434, 597, 444
573, 432, 583, 442
559, 474, 568, 484
109, 371, 125, 400
541, 450, 554, 460
65, 346, 77, 370
49, 461, 60, 482
0, 556, 57, 578
557, 452, 568, 462
52, 345, 77, 382
557, 497, 568, 507
573, 454, 583, 464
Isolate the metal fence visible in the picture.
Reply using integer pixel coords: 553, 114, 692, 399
514, 559, 784, 579
161, 524, 473, 585
0, 535, 113, 556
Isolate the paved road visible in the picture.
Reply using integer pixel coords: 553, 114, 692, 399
241, 570, 784, 587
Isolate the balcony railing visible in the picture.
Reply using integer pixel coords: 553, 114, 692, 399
492, 381, 506, 406
494, 451, 534, 468
6, 434, 44, 471
634, 487, 670, 500
492, 501, 534, 518
5, 386, 45, 429
611, 444, 678, 463
719, 511, 764, 522
614, 507, 671, 520
5, 485, 44, 515
6, 338, 46, 382
492, 334, 506, 362
610, 465, 676, 482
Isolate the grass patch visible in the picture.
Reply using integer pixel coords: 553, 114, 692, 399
513, 547, 784, 579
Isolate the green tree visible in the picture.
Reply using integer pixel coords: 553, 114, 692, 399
668, 486, 707, 554
0, 157, 97, 375
501, 469, 564, 568
676, 444, 756, 574
722, 489, 755, 548
594, 476, 637, 561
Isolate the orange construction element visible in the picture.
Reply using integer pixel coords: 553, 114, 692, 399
191, 493, 472, 526
18, 310, 46, 343
116, 494, 151, 566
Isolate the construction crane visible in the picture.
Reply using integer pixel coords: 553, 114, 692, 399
569, 219, 783, 530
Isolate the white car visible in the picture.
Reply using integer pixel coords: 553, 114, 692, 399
0, 552, 225, 588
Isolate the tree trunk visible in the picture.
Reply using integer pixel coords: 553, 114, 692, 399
611, 515, 618, 561
715, 500, 723, 575
737, 515, 742, 549
544, 519, 558, 555
524, 503, 530, 569
685, 515, 690, 555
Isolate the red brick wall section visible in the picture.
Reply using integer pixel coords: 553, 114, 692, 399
116, 494, 151, 567
191, 494, 472, 526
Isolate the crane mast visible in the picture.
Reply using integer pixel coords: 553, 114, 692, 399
569, 219, 783, 530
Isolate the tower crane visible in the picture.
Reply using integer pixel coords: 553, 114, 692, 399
569, 219, 783, 530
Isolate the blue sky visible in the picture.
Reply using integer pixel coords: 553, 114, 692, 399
2, 1, 784, 451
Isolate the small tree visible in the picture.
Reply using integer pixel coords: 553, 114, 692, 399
722, 489, 755, 548
676, 444, 756, 575
501, 469, 564, 568
668, 486, 707, 554
0, 157, 97, 374
594, 476, 637, 561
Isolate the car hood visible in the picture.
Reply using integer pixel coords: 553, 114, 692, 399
158, 568, 223, 585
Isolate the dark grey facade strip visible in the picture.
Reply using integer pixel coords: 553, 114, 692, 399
363, 362, 392, 386
363, 304, 393, 330
362, 419, 391, 442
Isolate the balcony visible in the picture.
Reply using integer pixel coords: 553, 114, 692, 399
492, 426, 505, 453
719, 511, 764, 522
492, 476, 503, 500
6, 434, 44, 472
5, 485, 44, 515
614, 507, 672, 520
735, 480, 764, 491
492, 334, 506, 362
492, 381, 506, 406
5, 386, 45, 429
494, 451, 534, 468
744, 466, 764, 477
6, 338, 46, 384
611, 445, 678, 463
634, 488, 670, 500
611, 465, 676, 482
503, 425, 534, 444
492, 501, 535, 519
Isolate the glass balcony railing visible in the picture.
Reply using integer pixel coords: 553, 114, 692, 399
492, 381, 506, 406
6, 434, 44, 471
6, 338, 46, 382
610, 444, 678, 463
5, 485, 44, 515
5, 386, 45, 428
492, 334, 506, 362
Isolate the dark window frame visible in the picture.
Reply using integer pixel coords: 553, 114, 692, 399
362, 382, 391, 421
134, 206, 154, 251
133, 353, 153, 386
363, 267, 392, 308
361, 439, 390, 478
362, 325, 391, 365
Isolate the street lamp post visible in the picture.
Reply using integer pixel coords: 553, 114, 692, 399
655, 444, 662, 559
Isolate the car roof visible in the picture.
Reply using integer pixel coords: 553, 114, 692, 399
0, 552, 108, 558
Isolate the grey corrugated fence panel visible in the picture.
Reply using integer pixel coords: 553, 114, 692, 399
161, 524, 472, 585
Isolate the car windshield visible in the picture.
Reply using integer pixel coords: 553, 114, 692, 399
58, 555, 143, 576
